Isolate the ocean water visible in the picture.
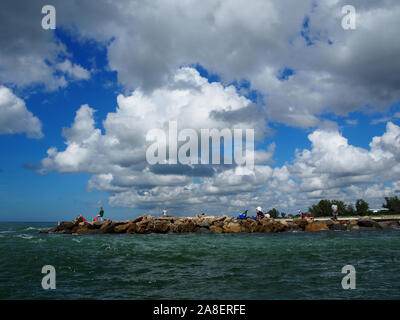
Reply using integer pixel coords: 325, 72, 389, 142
0, 222, 399, 300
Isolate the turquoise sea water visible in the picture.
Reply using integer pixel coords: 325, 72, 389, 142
0, 222, 399, 300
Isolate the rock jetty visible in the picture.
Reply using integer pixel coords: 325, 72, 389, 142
39, 215, 400, 235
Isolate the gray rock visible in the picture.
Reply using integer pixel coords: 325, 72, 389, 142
197, 221, 210, 228
357, 219, 381, 229
197, 227, 212, 234
325, 220, 334, 227
377, 221, 400, 230
332, 223, 347, 231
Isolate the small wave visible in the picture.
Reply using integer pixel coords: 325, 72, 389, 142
0, 230, 15, 234
101, 244, 112, 251
15, 234, 34, 240
23, 227, 37, 231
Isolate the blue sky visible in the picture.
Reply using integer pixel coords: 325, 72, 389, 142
1, 1, 400, 221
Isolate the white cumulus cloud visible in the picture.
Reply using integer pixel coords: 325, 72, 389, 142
0, 86, 43, 138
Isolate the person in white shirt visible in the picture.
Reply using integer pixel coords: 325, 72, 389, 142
331, 204, 339, 220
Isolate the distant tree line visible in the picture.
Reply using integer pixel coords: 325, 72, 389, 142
263, 196, 400, 218
306, 196, 400, 217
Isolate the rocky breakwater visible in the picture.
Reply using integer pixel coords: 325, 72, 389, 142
39, 215, 400, 235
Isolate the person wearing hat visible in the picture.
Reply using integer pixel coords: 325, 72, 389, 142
256, 206, 264, 221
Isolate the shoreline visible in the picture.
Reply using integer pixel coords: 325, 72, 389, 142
39, 215, 400, 235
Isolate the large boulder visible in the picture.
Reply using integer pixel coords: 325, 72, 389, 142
114, 223, 130, 233
135, 220, 155, 234
197, 221, 211, 228
75, 224, 90, 234
57, 229, 72, 234
305, 222, 329, 232
357, 219, 381, 229
240, 219, 258, 233
210, 225, 223, 233
325, 220, 334, 228
132, 215, 145, 224
332, 223, 347, 231
223, 222, 242, 233
196, 227, 213, 234
47, 227, 58, 233
57, 221, 75, 231
256, 219, 274, 232
210, 216, 227, 225
181, 220, 197, 233
98, 220, 127, 233
349, 224, 360, 231
377, 221, 400, 230
154, 221, 170, 233
170, 221, 183, 233
272, 220, 290, 232
71, 222, 91, 233
99, 220, 112, 230
97, 220, 115, 233
292, 219, 308, 230
256, 218, 289, 232
126, 223, 137, 234
89, 221, 104, 229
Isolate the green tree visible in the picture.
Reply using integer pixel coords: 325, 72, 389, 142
355, 199, 369, 216
383, 196, 400, 214
308, 199, 332, 217
267, 208, 279, 218
308, 199, 347, 217
281, 212, 287, 218
345, 204, 356, 217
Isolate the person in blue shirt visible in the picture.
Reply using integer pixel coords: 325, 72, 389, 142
237, 210, 248, 219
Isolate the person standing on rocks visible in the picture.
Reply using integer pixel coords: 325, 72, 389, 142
331, 204, 338, 221
97, 206, 104, 221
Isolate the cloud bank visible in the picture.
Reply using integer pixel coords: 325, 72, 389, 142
40, 68, 400, 214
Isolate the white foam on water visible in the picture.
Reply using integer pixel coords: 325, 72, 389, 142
23, 227, 37, 231
15, 234, 34, 240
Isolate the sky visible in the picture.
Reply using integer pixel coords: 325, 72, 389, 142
1, 0, 400, 221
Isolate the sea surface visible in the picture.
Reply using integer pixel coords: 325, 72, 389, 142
0, 222, 399, 300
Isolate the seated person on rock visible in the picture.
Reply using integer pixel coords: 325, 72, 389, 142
256, 206, 264, 221
237, 210, 248, 220
76, 214, 85, 223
